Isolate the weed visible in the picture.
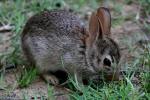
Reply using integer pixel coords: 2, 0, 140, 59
138, 0, 150, 16
0, 74, 6, 90
47, 84, 55, 100
139, 44, 150, 93
17, 67, 37, 88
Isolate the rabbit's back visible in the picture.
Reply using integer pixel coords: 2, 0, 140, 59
21, 10, 86, 73
23, 10, 84, 35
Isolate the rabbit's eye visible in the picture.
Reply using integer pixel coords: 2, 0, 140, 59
103, 58, 111, 67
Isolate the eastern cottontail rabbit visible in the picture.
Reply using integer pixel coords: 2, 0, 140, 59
21, 7, 120, 85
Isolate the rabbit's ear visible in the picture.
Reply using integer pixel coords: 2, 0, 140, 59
88, 12, 103, 43
96, 7, 111, 36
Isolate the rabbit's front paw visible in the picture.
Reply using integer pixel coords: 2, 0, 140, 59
43, 74, 59, 85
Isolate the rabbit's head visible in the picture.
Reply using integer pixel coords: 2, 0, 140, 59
85, 7, 120, 80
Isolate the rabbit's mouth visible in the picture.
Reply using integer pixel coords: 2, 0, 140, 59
82, 70, 119, 85
86, 71, 119, 84
98, 70, 120, 81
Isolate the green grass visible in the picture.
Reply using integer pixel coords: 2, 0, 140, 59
0, 74, 7, 91
138, 0, 150, 16
0, 0, 150, 99
17, 67, 37, 88
47, 84, 55, 100
70, 81, 145, 100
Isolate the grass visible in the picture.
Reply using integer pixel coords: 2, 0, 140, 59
70, 81, 143, 100
17, 67, 37, 88
0, 0, 150, 99
47, 84, 55, 100
138, 0, 150, 16
0, 74, 7, 91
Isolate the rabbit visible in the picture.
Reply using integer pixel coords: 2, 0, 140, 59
21, 7, 120, 85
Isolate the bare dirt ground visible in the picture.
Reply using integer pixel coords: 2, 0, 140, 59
0, 2, 149, 100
